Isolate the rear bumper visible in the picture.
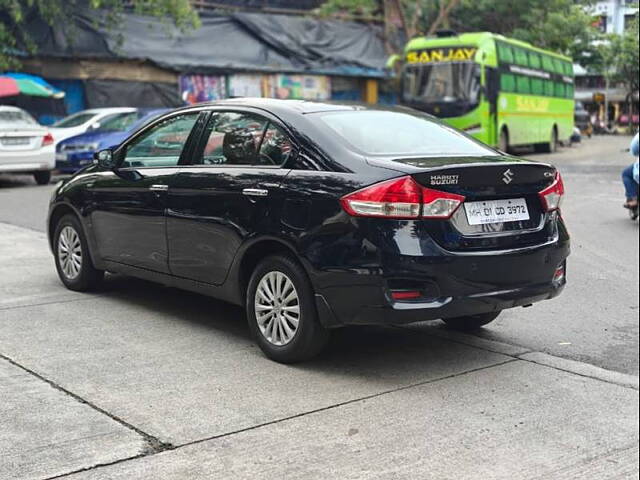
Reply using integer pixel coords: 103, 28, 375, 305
0, 147, 55, 172
311, 234, 570, 327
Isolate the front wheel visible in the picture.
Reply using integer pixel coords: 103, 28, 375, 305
53, 214, 104, 291
246, 254, 329, 363
442, 311, 501, 331
34, 170, 51, 185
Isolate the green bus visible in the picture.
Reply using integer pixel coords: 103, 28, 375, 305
398, 31, 574, 152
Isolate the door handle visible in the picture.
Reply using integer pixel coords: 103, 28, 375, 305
242, 188, 268, 197
149, 184, 169, 192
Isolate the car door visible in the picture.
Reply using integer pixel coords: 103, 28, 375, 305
166, 109, 293, 285
89, 111, 202, 273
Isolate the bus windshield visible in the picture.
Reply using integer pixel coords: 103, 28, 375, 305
403, 62, 481, 109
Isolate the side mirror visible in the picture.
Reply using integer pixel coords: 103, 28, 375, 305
89, 122, 101, 131
93, 149, 116, 169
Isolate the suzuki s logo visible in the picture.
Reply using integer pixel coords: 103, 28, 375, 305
502, 169, 515, 184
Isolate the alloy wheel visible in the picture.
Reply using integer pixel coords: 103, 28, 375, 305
58, 225, 82, 280
254, 271, 300, 346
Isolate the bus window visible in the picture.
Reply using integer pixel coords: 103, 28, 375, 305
498, 43, 514, 64
531, 78, 544, 95
565, 84, 574, 98
552, 59, 564, 74
501, 74, 516, 92
515, 48, 529, 66
542, 56, 555, 72
516, 76, 531, 94
529, 53, 542, 69
544, 80, 555, 96
564, 62, 574, 76
554, 82, 566, 97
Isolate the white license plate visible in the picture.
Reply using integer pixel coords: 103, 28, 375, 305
464, 198, 530, 225
2, 137, 31, 146
56, 152, 68, 162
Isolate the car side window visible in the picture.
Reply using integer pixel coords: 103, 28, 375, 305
197, 112, 292, 166
122, 113, 198, 168
258, 123, 293, 166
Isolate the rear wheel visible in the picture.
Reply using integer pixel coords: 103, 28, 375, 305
246, 254, 329, 363
34, 170, 51, 185
537, 128, 558, 153
53, 214, 104, 291
442, 311, 501, 331
498, 129, 509, 153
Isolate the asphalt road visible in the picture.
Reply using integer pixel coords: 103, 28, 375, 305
0, 135, 638, 479
1, 135, 637, 374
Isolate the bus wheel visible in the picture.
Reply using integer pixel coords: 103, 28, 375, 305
537, 128, 558, 153
498, 129, 509, 153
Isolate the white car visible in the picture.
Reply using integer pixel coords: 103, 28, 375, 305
0, 106, 55, 185
49, 107, 137, 145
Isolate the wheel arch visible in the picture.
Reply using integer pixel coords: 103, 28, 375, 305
48, 202, 101, 268
235, 237, 303, 302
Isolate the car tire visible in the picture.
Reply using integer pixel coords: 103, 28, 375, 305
34, 170, 51, 185
442, 311, 501, 331
498, 129, 509, 153
246, 254, 329, 363
53, 214, 104, 291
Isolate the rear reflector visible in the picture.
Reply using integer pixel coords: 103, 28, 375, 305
553, 264, 566, 284
391, 290, 422, 300
41, 132, 54, 147
539, 172, 564, 212
341, 176, 465, 220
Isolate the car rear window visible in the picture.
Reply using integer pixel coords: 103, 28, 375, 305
315, 110, 494, 156
52, 112, 97, 128
0, 110, 38, 127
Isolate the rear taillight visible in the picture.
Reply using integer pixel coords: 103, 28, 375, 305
422, 188, 465, 219
42, 132, 54, 147
340, 176, 465, 220
538, 172, 564, 212
340, 176, 422, 219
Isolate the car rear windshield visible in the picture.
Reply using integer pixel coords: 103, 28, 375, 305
0, 110, 38, 127
316, 110, 494, 156
52, 112, 97, 128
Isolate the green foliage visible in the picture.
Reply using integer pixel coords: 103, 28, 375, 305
316, 0, 381, 18
598, 14, 639, 94
0, 0, 200, 70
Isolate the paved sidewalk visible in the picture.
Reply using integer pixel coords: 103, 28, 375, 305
0, 222, 638, 480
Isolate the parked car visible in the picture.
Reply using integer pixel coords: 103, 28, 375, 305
56, 109, 169, 174
49, 108, 137, 145
0, 105, 55, 184
48, 99, 570, 363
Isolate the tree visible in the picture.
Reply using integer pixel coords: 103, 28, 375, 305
317, 0, 601, 60
0, 0, 200, 70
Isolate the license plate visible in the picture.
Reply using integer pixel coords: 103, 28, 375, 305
464, 198, 530, 225
2, 137, 31, 146
56, 152, 68, 162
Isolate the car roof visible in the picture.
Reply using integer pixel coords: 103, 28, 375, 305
0, 105, 27, 113
183, 98, 374, 115
81, 107, 138, 115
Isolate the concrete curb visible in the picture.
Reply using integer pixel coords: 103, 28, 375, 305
519, 351, 640, 390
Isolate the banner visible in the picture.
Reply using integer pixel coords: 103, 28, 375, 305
228, 74, 263, 98
265, 75, 331, 100
179, 75, 226, 104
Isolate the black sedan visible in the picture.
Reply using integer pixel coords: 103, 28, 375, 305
47, 99, 569, 363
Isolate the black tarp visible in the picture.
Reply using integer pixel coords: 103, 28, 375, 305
83, 79, 182, 108
24, 10, 388, 77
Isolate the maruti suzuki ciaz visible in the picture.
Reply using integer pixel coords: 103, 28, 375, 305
48, 99, 569, 363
